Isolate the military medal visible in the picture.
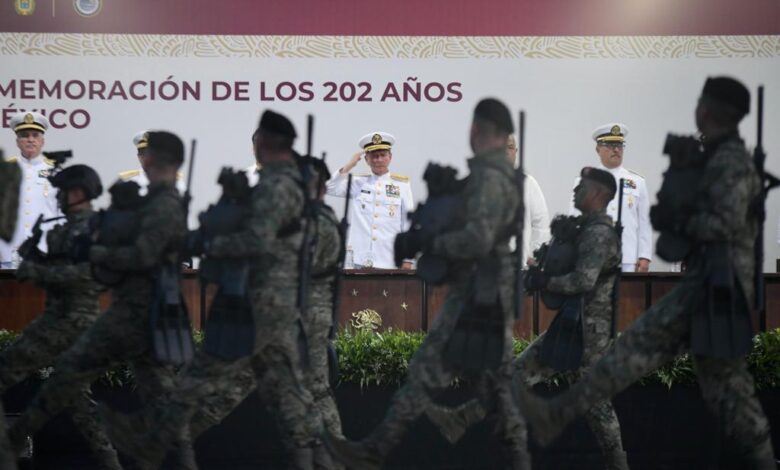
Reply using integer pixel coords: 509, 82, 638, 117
386, 184, 400, 198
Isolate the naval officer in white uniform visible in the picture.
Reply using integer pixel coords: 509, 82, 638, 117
506, 134, 550, 266
569, 123, 652, 272
119, 130, 186, 194
326, 132, 414, 269
0, 112, 62, 268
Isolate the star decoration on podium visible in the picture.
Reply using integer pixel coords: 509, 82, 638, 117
351, 288, 359, 297
382, 289, 389, 297
401, 302, 408, 311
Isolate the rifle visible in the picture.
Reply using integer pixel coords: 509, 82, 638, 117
17, 214, 64, 262
298, 114, 316, 318
752, 86, 780, 330
514, 111, 526, 320
181, 140, 197, 267
611, 179, 625, 338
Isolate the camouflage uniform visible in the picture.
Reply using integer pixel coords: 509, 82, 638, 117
332, 148, 527, 468
429, 210, 628, 468
523, 135, 776, 468
0, 209, 122, 468
306, 204, 343, 439
7, 181, 185, 462
0, 161, 21, 242
107, 159, 321, 470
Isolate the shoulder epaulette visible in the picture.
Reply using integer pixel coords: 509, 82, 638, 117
354, 173, 370, 177
390, 173, 409, 182
6, 156, 18, 163
118, 169, 141, 180
43, 157, 56, 166
627, 169, 644, 178
176, 171, 183, 180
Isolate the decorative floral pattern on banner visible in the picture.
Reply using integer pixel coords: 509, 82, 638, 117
0, 34, 778, 59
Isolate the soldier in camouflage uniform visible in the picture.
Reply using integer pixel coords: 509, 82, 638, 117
5, 132, 187, 465
1, 164, 122, 469
325, 98, 527, 469
104, 111, 324, 470
520, 77, 776, 469
0, 156, 21, 243
428, 167, 629, 469
165, 156, 343, 469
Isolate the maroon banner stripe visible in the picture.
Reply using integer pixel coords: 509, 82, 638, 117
1, 0, 778, 36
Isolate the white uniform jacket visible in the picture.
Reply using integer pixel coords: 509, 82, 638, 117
0, 155, 62, 266
326, 171, 414, 269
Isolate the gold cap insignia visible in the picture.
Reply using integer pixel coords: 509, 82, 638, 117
372, 133, 383, 145
610, 125, 621, 136
24, 113, 34, 124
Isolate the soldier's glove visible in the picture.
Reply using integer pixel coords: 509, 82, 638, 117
89, 245, 109, 265
650, 204, 686, 233
16, 261, 42, 282
524, 266, 548, 292
394, 231, 426, 268
70, 234, 93, 263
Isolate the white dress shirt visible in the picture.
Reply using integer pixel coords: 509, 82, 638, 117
0, 155, 62, 267
569, 165, 652, 272
521, 174, 551, 265
326, 171, 414, 269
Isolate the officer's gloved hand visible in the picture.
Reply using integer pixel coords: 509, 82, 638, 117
394, 231, 425, 268
650, 204, 686, 233
524, 266, 548, 292
70, 234, 93, 263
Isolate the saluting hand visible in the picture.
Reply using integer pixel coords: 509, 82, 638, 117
340, 151, 364, 174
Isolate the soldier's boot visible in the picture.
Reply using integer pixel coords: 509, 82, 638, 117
425, 400, 486, 445
515, 385, 579, 447
604, 450, 629, 470
743, 437, 778, 470
99, 404, 165, 470
287, 446, 314, 470
313, 444, 342, 470
322, 431, 381, 470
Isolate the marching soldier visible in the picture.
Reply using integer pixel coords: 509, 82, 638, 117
1, 164, 122, 468
326, 132, 414, 269
5, 132, 188, 463
1, 112, 61, 267
102, 111, 325, 470
520, 77, 777, 468
324, 98, 526, 469
427, 167, 629, 469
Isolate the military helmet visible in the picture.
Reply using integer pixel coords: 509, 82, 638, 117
50, 164, 103, 200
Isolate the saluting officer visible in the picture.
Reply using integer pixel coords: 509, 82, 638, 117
119, 130, 186, 195
326, 132, 414, 269
0, 112, 61, 268
570, 123, 652, 272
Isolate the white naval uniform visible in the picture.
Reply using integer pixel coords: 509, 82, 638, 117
569, 165, 652, 272
521, 174, 551, 265
0, 155, 62, 267
326, 171, 414, 269
118, 169, 187, 195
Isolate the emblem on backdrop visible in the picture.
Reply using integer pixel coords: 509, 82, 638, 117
15, 0, 35, 16
73, 0, 102, 17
